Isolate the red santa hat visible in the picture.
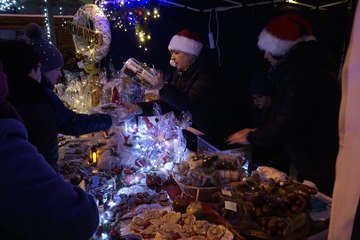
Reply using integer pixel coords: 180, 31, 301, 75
257, 13, 316, 57
168, 29, 203, 56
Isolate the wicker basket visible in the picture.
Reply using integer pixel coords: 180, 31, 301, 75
173, 174, 220, 202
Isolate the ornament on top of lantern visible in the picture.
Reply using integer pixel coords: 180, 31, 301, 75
97, 0, 160, 50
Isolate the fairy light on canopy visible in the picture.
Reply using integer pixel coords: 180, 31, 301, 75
0, 0, 24, 12
97, 0, 160, 50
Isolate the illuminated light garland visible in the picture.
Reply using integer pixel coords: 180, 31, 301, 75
0, 0, 24, 12
97, 0, 160, 50
43, 0, 51, 42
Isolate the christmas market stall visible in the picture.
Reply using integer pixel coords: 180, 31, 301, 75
0, 0, 350, 239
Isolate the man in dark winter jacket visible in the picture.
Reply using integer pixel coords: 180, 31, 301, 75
228, 13, 341, 196
0, 63, 99, 240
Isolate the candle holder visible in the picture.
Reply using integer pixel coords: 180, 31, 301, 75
89, 146, 98, 165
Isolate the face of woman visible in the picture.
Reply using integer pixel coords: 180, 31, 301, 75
44, 67, 62, 87
170, 50, 196, 71
252, 95, 272, 111
264, 51, 279, 66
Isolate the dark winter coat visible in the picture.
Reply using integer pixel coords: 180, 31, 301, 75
44, 87, 112, 136
159, 56, 223, 134
0, 117, 99, 240
6, 76, 112, 171
138, 54, 225, 135
7, 76, 59, 170
248, 41, 341, 195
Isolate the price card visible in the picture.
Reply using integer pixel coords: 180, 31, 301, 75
225, 201, 237, 212
222, 189, 232, 197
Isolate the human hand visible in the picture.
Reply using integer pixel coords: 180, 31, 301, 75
110, 104, 143, 127
152, 69, 165, 90
227, 128, 256, 145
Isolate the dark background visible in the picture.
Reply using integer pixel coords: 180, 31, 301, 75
102, 2, 355, 133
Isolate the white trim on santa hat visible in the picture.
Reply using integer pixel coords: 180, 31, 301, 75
257, 29, 316, 57
168, 35, 203, 56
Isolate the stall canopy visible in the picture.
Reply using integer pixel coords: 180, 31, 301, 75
8, 0, 352, 14
158, 0, 351, 11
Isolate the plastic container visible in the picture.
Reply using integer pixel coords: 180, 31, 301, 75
121, 58, 158, 88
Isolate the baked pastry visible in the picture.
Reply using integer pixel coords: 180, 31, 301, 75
206, 225, 234, 240
129, 216, 145, 232
180, 213, 196, 226
193, 220, 212, 235
140, 224, 159, 238
176, 225, 194, 238
149, 218, 167, 226
143, 209, 163, 221
154, 232, 172, 240
158, 223, 182, 239
190, 236, 207, 240
161, 211, 181, 223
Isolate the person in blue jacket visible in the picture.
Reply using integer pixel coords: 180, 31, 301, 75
0, 40, 111, 172
24, 23, 113, 136
0, 62, 99, 240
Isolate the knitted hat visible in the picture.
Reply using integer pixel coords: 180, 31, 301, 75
24, 23, 64, 73
168, 29, 203, 56
257, 13, 316, 57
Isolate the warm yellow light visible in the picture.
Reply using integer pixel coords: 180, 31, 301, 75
92, 152, 97, 163
89, 147, 98, 164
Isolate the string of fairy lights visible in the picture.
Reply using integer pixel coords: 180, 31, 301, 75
0, 0, 24, 12
97, 0, 160, 50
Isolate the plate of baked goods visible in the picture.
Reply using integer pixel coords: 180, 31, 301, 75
211, 166, 328, 239
172, 152, 247, 201
118, 209, 235, 239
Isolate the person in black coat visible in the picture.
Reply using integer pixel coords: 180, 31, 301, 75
138, 29, 226, 136
0, 40, 111, 172
247, 70, 290, 174
24, 23, 113, 136
228, 13, 341, 196
0, 61, 99, 240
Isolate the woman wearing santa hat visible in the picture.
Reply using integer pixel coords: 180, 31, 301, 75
228, 13, 341, 196
139, 28, 226, 136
